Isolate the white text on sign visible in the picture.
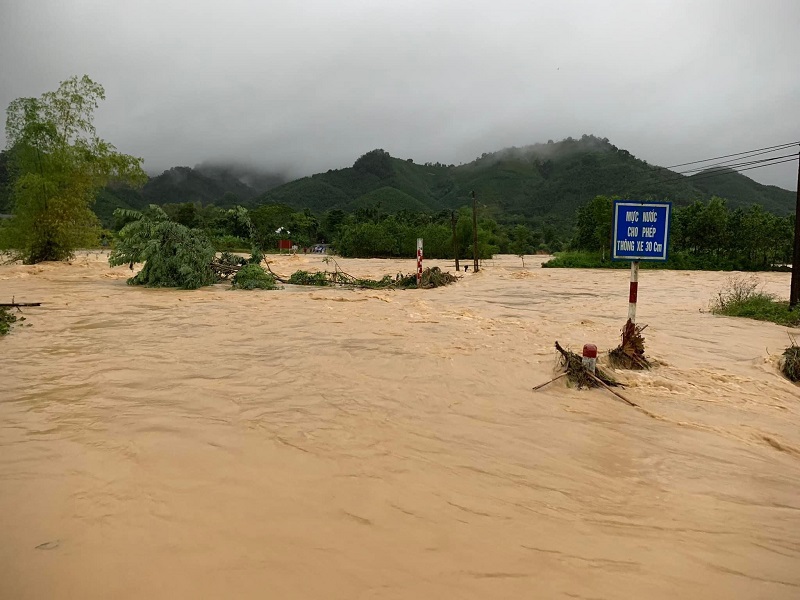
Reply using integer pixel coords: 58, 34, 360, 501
616, 241, 664, 252
612, 201, 671, 262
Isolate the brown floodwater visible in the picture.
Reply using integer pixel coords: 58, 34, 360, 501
1, 252, 799, 599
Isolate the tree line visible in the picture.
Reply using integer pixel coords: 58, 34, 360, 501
136, 201, 562, 260
569, 195, 794, 270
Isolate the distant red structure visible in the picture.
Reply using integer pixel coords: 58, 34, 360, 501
277, 239, 293, 250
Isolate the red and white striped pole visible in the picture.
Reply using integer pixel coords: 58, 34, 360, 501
628, 260, 639, 324
416, 238, 423, 287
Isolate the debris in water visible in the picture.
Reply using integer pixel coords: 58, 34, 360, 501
35, 540, 60, 550
554, 341, 620, 389
609, 319, 651, 370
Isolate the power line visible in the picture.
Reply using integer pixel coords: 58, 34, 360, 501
674, 155, 799, 186
676, 152, 800, 175
666, 141, 799, 169
676, 147, 800, 174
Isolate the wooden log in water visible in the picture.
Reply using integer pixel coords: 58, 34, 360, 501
531, 372, 568, 391
588, 372, 638, 407
0, 302, 42, 308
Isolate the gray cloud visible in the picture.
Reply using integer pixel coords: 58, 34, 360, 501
1, 0, 798, 189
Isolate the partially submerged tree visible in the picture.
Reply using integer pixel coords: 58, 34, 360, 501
1, 75, 146, 263
109, 206, 216, 289
572, 195, 613, 259
510, 224, 534, 267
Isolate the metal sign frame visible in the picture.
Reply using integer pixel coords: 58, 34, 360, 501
611, 200, 672, 262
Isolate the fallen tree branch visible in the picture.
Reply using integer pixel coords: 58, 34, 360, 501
265, 261, 458, 290
531, 372, 568, 391
263, 262, 290, 284
587, 372, 638, 407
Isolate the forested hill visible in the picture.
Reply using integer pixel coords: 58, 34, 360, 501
688, 167, 795, 211
0, 135, 794, 225
252, 136, 795, 222
93, 165, 286, 222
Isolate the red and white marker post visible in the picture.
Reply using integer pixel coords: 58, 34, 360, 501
582, 343, 598, 374
416, 238, 423, 287
627, 260, 639, 324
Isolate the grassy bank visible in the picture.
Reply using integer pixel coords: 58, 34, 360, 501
710, 276, 800, 327
542, 251, 792, 272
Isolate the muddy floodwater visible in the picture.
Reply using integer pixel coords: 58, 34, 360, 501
2, 253, 799, 599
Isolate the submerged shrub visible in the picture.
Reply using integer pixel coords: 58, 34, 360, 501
231, 264, 277, 290
109, 206, 216, 289
711, 275, 767, 309
288, 270, 329, 286
1, 307, 19, 335
782, 343, 800, 382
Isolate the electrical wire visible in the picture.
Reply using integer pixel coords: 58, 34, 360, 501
674, 155, 798, 186
676, 149, 800, 174
666, 141, 799, 169
676, 152, 800, 175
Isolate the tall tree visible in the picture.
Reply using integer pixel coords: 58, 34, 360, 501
573, 195, 613, 258
2, 75, 146, 263
509, 224, 533, 267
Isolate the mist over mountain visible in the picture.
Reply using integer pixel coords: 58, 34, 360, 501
53, 135, 798, 227
92, 163, 287, 221
193, 162, 288, 194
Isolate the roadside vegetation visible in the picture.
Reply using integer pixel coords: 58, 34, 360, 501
710, 275, 800, 327
544, 195, 794, 272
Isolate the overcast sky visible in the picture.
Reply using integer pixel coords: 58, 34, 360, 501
1, 0, 798, 189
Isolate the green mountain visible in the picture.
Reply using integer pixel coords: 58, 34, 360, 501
251, 136, 796, 223
349, 186, 430, 212
94, 165, 288, 225
3, 136, 795, 227
142, 166, 258, 206
688, 167, 794, 213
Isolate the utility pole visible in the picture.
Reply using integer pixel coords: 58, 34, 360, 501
791, 148, 800, 307
472, 190, 479, 272
451, 210, 460, 272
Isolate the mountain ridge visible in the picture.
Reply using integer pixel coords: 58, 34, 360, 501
250, 136, 795, 222
3, 136, 793, 226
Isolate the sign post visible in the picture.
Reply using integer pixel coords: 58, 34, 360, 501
612, 201, 671, 324
628, 261, 639, 323
416, 238, 423, 288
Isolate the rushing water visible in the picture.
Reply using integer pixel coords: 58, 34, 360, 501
2, 253, 799, 599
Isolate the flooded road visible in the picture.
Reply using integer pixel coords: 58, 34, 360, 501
2, 253, 799, 598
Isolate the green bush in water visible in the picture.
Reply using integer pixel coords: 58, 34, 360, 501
231, 264, 278, 290
288, 270, 329, 286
